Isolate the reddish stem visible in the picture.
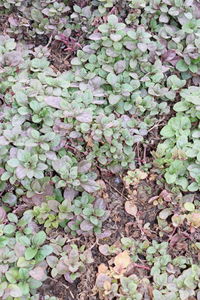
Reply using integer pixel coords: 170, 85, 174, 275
133, 263, 150, 270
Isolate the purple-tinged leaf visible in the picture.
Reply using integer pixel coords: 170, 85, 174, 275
0, 207, 6, 222
137, 43, 148, 52
99, 244, 110, 256
0, 136, 9, 146
14, 242, 25, 257
4, 51, 23, 66
64, 188, 78, 202
94, 198, 106, 210
114, 60, 126, 74
16, 166, 26, 179
96, 230, 112, 239
29, 267, 47, 281
8, 16, 19, 26
9, 284, 22, 297
76, 111, 93, 123
44, 96, 61, 109
46, 151, 57, 161
162, 50, 177, 62
96, 274, 111, 288
81, 180, 100, 193
78, 160, 92, 173
46, 255, 58, 268
48, 200, 59, 212
89, 32, 102, 40
80, 220, 93, 231
64, 272, 74, 283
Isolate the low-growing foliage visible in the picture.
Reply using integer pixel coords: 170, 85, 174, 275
0, 0, 200, 298
33, 191, 109, 235
96, 238, 200, 300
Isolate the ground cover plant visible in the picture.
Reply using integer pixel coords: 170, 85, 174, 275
0, 0, 200, 299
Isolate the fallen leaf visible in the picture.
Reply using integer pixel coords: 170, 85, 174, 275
95, 274, 111, 289
103, 280, 111, 290
0, 207, 6, 222
187, 212, 200, 228
98, 263, 108, 274
114, 251, 131, 274
159, 189, 172, 202
125, 201, 138, 217
96, 179, 106, 190
148, 195, 159, 203
99, 244, 110, 256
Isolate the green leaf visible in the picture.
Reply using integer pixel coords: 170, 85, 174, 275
7, 158, 19, 168
32, 231, 46, 247
173, 101, 189, 112
17, 257, 30, 268
18, 235, 31, 247
18, 282, 29, 295
71, 57, 82, 65
35, 245, 53, 262
7, 213, 18, 223
8, 284, 22, 298
90, 216, 99, 226
160, 125, 174, 137
95, 209, 105, 217
147, 246, 156, 254
108, 14, 118, 25
28, 278, 42, 289
188, 182, 199, 192
127, 30, 136, 39
98, 24, 109, 33
31, 58, 49, 69
176, 60, 188, 72
5, 39, 16, 50
31, 8, 43, 22
31, 129, 40, 139
2, 193, 17, 206
184, 202, 195, 211
107, 73, 118, 85
108, 94, 120, 105
165, 172, 176, 184
1, 172, 10, 181
83, 207, 93, 216
25, 247, 38, 260
3, 224, 16, 235
5, 269, 17, 283
121, 83, 134, 92
0, 236, 8, 248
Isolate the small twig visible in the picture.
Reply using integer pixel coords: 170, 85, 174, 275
65, 237, 81, 243
136, 142, 142, 166
133, 263, 150, 270
65, 144, 88, 155
46, 34, 53, 48
143, 144, 147, 164
104, 178, 129, 201
147, 118, 165, 133
125, 262, 150, 276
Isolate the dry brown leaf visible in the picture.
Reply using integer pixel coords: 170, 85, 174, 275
149, 173, 157, 181
96, 179, 106, 190
125, 201, 138, 217
159, 189, 172, 202
114, 251, 131, 274
86, 137, 94, 147
136, 169, 148, 180
187, 212, 200, 228
103, 280, 111, 290
98, 263, 108, 274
